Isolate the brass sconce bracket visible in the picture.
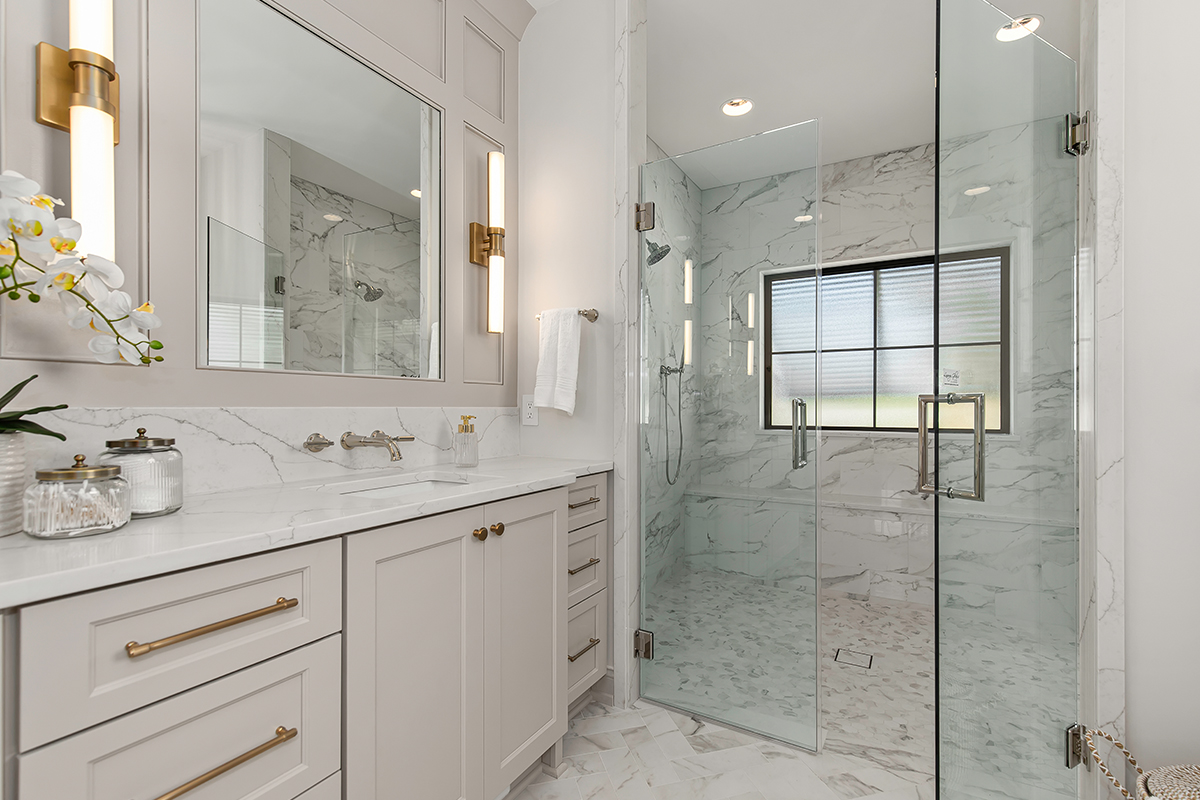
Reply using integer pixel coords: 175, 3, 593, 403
36, 42, 120, 144
469, 222, 505, 266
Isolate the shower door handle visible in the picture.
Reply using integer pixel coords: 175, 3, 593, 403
917, 393, 986, 501
792, 398, 809, 470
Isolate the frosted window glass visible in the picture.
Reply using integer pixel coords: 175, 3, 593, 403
769, 276, 816, 351
877, 349, 934, 428
878, 265, 934, 347
820, 271, 874, 349
940, 257, 1002, 343
819, 351, 873, 427
938, 344, 1002, 429
770, 353, 816, 426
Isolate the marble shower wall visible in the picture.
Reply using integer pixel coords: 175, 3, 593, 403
640, 140, 702, 591
287, 176, 424, 375
21, 406, 520, 497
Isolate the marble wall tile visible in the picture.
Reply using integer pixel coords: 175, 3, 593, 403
20, 406, 520, 496
287, 177, 426, 376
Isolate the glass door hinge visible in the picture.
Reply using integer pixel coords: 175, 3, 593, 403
1066, 724, 1091, 770
634, 629, 654, 660
635, 202, 656, 232
1066, 112, 1091, 157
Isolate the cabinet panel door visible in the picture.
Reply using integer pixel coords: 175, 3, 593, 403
482, 489, 567, 797
345, 508, 486, 800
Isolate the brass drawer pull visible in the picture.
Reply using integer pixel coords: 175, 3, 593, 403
569, 496, 601, 510
473, 528, 488, 541
125, 597, 299, 658
568, 557, 601, 576
568, 638, 601, 663
490, 522, 505, 536
153, 725, 297, 800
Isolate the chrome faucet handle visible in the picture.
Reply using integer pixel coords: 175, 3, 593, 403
370, 430, 416, 443
303, 433, 334, 453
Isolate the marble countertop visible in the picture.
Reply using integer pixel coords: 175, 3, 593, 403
0, 456, 613, 609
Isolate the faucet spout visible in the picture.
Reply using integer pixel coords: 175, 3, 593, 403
340, 430, 416, 462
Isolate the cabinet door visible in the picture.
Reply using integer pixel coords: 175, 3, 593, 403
482, 489, 568, 797
345, 508, 486, 800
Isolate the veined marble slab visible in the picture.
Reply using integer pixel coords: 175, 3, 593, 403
0, 456, 611, 609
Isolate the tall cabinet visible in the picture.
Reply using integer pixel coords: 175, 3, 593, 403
345, 489, 567, 800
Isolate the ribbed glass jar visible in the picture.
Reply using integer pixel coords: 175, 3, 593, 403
0, 433, 25, 536
23, 456, 130, 538
98, 429, 183, 518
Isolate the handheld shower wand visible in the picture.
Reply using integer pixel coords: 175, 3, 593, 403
661, 363, 685, 485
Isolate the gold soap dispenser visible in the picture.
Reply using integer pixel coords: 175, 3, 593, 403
454, 415, 479, 468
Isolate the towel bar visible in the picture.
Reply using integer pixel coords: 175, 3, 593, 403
536, 309, 599, 323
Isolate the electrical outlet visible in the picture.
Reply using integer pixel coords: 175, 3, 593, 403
521, 395, 539, 426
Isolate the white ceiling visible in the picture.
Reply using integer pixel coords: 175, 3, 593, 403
646, 0, 1079, 167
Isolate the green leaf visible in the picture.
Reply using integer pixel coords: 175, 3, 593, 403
0, 374, 37, 411
0, 404, 68, 421
0, 419, 66, 441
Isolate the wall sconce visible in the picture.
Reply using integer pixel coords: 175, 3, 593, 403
684, 259, 693, 305
468, 151, 505, 334
35, 0, 120, 261
747, 292, 755, 329
683, 319, 693, 366
747, 340, 755, 376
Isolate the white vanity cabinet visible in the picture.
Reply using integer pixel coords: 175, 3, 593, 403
345, 488, 568, 800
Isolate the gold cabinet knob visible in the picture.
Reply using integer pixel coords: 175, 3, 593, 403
490, 522, 505, 536
473, 528, 488, 541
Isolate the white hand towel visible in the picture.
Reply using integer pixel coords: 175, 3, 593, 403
534, 309, 583, 415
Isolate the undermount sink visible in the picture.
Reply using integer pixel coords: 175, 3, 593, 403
321, 471, 501, 500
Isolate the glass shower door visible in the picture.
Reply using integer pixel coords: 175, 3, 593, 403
637, 122, 821, 750
936, 2, 1079, 799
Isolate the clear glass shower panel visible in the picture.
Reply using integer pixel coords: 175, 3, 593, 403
638, 122, 821, 750
937, 2, 1079, 799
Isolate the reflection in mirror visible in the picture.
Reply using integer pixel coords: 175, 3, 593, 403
199, 0, 442, 379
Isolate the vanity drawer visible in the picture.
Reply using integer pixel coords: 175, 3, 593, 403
566, 588, 608, 705
19, 539, 342, 751
567, 473, 607, 531
567, 520, 607, 607
19, 635, 341, 800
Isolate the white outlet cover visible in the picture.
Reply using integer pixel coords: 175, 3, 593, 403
521, 395, 539, 426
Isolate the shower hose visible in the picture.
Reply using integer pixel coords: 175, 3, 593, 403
661, 365, 684, 486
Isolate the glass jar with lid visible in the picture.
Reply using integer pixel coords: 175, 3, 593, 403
23, 455, 131, 538
98, 428, 184, 518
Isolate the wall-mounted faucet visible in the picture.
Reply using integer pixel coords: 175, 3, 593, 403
341, 430, 416, 462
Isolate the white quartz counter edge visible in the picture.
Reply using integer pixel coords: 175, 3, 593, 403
0, 456, 613, 610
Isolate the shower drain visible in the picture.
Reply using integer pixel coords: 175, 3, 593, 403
834, 649, 874, 669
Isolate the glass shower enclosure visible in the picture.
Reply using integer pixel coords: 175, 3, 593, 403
638, 122, 823, 750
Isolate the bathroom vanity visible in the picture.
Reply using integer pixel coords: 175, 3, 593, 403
0, 457, 612, 800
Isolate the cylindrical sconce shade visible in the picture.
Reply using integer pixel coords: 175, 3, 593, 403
684, 259, 693, 305
747, 292, 755, 329
747, 339, 755, 376
69, 0, 116, 261
488, 151, 505, 229
683, 319, 693, 366
486, 151, 505, 333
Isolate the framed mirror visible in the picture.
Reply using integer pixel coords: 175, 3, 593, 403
198, 0, 443, 379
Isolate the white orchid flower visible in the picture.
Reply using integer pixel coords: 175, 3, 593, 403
48, 219, 81, 256
78, 253, 125, 290
32, 256, 87, 298
88, 334, 142, 365
0, 198, 57, 254
0, 170, 40, 199
30, 194, 63, 212
0, 239, 14, 269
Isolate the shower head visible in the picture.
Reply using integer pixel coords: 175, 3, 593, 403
354, 280, 385, 302
646, 240, 671, 266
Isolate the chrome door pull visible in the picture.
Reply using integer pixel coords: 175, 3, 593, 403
792, 398, 809, 470
917, 393, 986, 501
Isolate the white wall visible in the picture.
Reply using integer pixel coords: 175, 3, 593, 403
1123, 0, 1200, 768
517, 0, 617, 460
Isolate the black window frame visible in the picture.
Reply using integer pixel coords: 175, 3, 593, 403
762, 247, 1011, 434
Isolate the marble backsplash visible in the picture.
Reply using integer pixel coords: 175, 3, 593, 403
20, 406, 520, 496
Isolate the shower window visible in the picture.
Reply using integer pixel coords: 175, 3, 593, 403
764, 248, 1010, 432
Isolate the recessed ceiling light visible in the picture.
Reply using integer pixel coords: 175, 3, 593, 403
964, 186, 991, 196
996, 15, 1042, 42
323, 213, 343, 222
722, 98, 754, 117
794, 215, 814, 223
410, 189, 422, 198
